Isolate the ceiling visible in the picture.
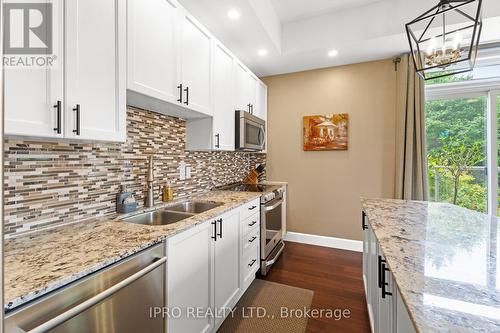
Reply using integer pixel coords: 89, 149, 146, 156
271, 0, 383, 23
179, 0, 500, 78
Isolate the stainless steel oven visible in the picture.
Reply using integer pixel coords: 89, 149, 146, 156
260, 189, 285, 276
235, 111, 266, 151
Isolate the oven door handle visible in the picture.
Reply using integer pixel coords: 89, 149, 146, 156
264, 199, 283, 212
265, 241, 285, 267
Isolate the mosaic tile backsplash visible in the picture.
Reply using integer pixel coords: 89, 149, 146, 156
4, 107, 266, 235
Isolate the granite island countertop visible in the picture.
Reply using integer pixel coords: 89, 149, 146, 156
362, 198, 500, 333
4, 188, 281, 311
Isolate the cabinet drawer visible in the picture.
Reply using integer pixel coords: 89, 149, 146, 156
241, 213, 260, 237
241, 198, 260, 221
242, 227, 259, 255
242, 243, 259, 285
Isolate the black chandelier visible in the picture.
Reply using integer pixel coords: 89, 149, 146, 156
406, 0, 483, 80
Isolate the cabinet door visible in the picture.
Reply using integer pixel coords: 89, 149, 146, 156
369, 226, 379, 333
248, 74, 257, 112
127, 0, 180, 104
65, 0, 126, 142
168, 221, 214, 333
214, 212, 240, 328
395, 288, 417, 333
4, 0, 64, 138
377, 248, 395, 333
362, 214, 369, 297
255, 81, 267, 121
179, 12, 212, 115
212, 43, 235, 151
235, 63, 251, 112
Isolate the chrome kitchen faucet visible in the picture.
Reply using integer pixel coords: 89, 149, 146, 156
144, 155, 155, 208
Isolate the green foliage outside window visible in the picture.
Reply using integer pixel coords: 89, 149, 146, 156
425, 73, 494, 214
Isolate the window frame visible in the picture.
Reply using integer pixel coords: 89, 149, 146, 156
426, 77, 500, 215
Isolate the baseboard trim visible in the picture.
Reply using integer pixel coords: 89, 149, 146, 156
284, 232, 363, 252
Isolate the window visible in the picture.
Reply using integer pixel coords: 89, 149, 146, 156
426, 95, 488, 213
425, 50, 500, 215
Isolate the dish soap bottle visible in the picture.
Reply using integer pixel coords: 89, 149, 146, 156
162, 182, 174, 202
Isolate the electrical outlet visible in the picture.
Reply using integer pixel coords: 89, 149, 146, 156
185, 166, 192, 179
179, 162, 186, 180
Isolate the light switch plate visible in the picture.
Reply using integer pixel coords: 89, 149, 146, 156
185, 166, 192, 179
179, 162, 186, 180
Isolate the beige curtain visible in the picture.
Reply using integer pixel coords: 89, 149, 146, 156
395, 54, 428, 201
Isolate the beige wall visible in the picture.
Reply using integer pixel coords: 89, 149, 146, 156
262, 59, 396, 241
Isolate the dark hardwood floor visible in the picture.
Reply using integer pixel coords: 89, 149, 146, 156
260, 241, 371, 332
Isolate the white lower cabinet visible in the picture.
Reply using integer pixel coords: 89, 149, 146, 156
213, 212, 241, 328
168, 202, 261, 333
362, 212, 416, 333
167, 219, 214, 333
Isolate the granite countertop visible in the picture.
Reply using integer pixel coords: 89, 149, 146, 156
4, 188, 283, 311
362, 198, 500, 333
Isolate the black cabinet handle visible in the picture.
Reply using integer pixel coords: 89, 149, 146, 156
72, 104, 80, 135
247, 103, 251, 114
248, 221, 257, 227
217, 218, 222, 238
211, 221, 217, 241
184, 86, 189, 105
381, 262, 392, 298
215, 134, 220, 148
177, 84, 183, 103
249, 205, 257, 211
249, 236, 257, 243
248, 259, 257, 267
362, 211, 368, 230
53, 101, 61, 134
378, 256, 384, 288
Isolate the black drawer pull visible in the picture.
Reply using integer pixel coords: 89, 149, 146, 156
177, 84, 183, 103
248, 259, 257, 267
73, 104, 80, 135
53, 101, 62, 134
249, 205, 257, 211
249, 236, 257, 243
211, 221, 217, 241
184, 86, 189, 105
248, 221, 257, 227
362, 211, 368, 230
217, 218, 222, 238
215, 134, 220, 148
381, 262, 392, 298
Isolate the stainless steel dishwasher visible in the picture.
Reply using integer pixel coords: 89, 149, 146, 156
5, 244, 167, 333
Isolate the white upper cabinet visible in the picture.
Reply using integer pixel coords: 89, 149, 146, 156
255, 80, 268, 121
4, 0, 126, 142
235, 63, 251, 113
65, 0, 126, 142
4, 0, 64, 138
127, 0, 180, 104
179, 11, 212, 115
212, 43, 235, 151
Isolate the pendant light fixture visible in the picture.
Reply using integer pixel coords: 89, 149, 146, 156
406, 0, 483, 80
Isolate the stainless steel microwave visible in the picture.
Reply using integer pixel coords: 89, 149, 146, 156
235, 111, 266, 151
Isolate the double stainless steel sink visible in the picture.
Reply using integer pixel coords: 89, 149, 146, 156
121, 201, 223, 226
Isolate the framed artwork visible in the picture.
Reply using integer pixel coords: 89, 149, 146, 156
303, 114, 349, 151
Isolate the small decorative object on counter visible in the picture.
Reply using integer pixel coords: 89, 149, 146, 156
161, 182, 174, 202
116, 185, 138, 213
243, 164, 265, 184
